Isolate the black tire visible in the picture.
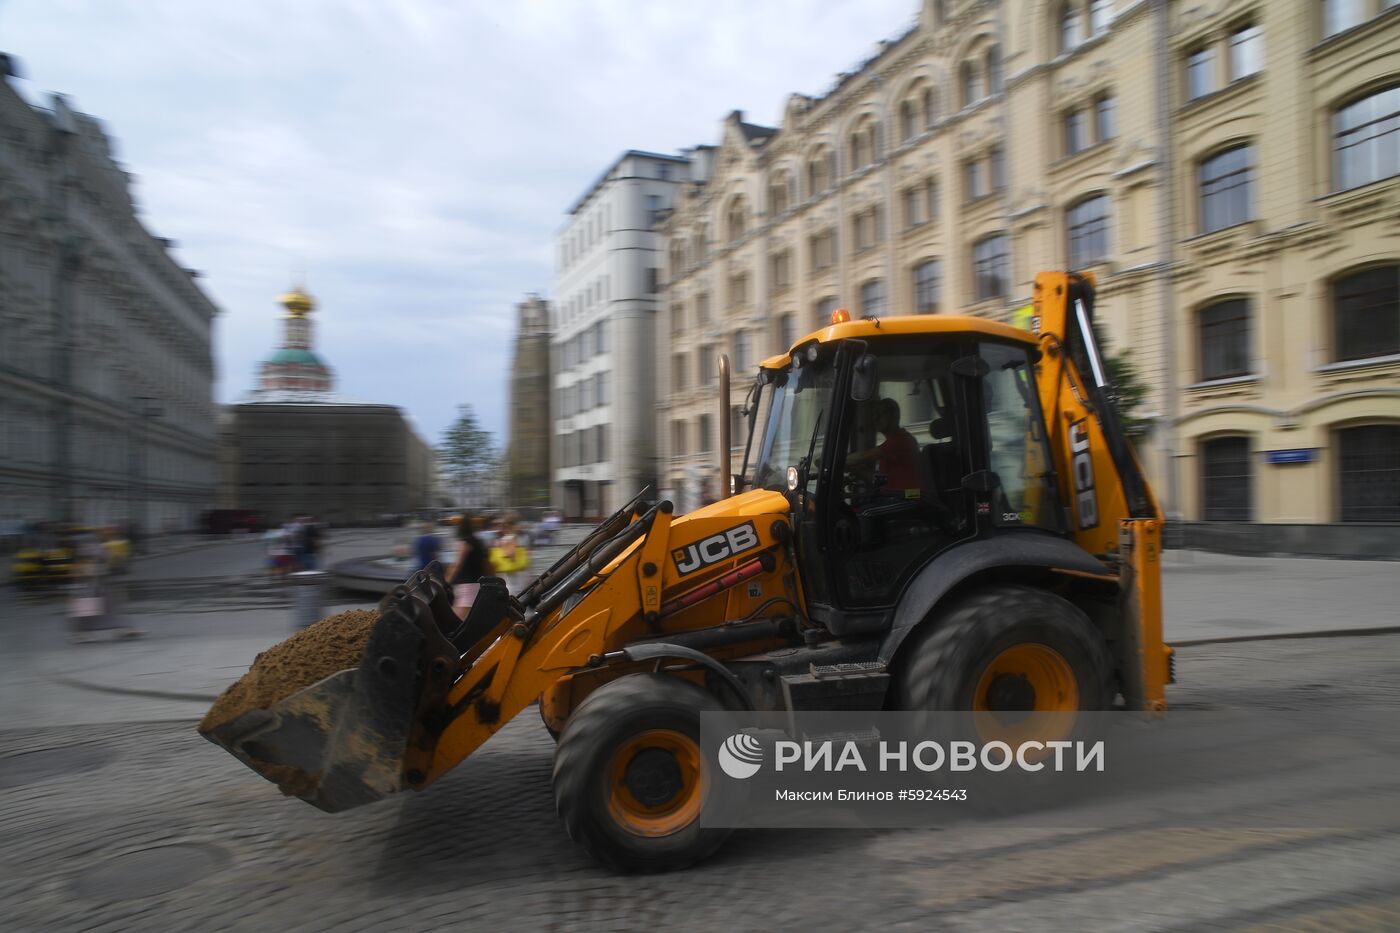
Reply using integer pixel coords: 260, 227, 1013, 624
553, 674, 731, 872
539, 700, 561, 742
896, 583, 1114, 714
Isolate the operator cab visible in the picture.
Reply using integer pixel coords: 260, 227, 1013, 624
741, 320, 1062, 632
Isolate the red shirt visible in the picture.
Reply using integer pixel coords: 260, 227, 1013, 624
877, 429, 921, 491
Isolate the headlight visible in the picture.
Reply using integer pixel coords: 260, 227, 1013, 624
786, 466, 799, 491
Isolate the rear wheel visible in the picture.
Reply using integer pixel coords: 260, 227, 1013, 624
553, 674, 731, 872
897, 584, 1113, 742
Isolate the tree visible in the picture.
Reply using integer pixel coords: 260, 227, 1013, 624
441, 405, 497, 507
1104, 347, 1152, 439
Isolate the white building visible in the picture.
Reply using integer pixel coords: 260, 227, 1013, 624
551, 150, 696, 519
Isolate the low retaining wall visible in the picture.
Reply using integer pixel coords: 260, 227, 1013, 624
1169, 522, 1400, 560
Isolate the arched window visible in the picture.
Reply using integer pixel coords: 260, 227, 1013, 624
1060, 2, 1082, 54
985, 45, 1003, 95
769, 169, 791, 216
1197, 298, 1252, 380
726, 198, 748, 243
922, 85, 938, 128
859, 279, 887, 317
1337, 424, 1400, 522
849, 116, 880, 171
1089, 0, 1111, 36
694, 223, 710, 262
972, 233, 1010, 301
1066, 193, 1110, 268
900, 99, 917, 142
1200, 435, 1253, 521
807, 146, 832, 196
1199, 144, 1254, 233
960, 61, 982, 108
1334, 84, 1400, 192
1332, 263, 1399, 362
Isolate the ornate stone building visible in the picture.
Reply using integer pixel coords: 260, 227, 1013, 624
0, 57, 220, 532
660, 0, 1400, 548
221, 287, 431, 526
506, 294, 552, 508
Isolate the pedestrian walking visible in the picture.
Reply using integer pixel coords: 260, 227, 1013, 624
445, 513, 488, 619
412, 521, 441, 574
265, 524, 290, 579
68, 527, 142, 642
488, 513, 531, 594
301, 517, 322, 570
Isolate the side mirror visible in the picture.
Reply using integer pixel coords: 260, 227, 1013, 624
851, 353, 879, 402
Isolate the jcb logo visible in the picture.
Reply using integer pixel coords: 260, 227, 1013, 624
1070, 420, 1098, 529
673, 522, 760, 575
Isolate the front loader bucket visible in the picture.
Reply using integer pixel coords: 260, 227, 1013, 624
199, 566, 502, 812
200, 607, 424, 811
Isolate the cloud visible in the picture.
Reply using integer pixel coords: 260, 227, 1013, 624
3, 0, 915, 446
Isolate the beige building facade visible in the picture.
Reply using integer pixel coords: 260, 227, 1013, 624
659, 0, 1400, 547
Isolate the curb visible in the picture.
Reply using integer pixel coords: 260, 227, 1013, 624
1170, 625, 1400, 648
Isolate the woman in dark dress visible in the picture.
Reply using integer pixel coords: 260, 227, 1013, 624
445, 514, 488, 619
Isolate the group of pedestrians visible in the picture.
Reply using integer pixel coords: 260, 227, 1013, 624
67, 525, 141, 643
413, 512, 532, 619
264, 515, 323, 579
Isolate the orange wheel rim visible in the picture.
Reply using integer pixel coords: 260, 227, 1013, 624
607, 729, 704, 837
972, 643, 1078, 747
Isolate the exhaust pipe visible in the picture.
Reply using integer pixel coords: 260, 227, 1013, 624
718, 352, 731, 499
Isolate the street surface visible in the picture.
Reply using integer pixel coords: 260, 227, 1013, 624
1, 535, 1398, 930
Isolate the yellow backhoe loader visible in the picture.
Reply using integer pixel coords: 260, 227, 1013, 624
201, 271, 1171, 871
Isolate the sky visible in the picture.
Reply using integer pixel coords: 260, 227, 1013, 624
1, 0, 916, 447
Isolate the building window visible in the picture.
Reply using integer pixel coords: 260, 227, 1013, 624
1060, 2, 1082, 53
769, 250, 792, 294
672, 353, 687, 392
965, 157, 987, 200
1332, 264, 1399, 361
1338, 424, 1400, 522
1065, 108, 1088, 155
779, 313, 796, 348
696, 293, 710, 327
1089, 0, 1111, 35
816, 296, 838, 328
1067, 194, 1110, 268
1200, 436, 1253, 521
810, 229, 836, 270
645, 267, 660, 294
727, 198, 748, 243
990, 146, 1007, 192
903, 184, 926, 228
1228, 22, 1263, 81
1094, 94, 1116, 141
1186, 45, 1215, 101
1323, 0, 1365, 38
1199, 144, 1253, 233
1334, 85, 1400, 192
849, 117, 880, 171
807, 147, 833, 196
733, 330, 749, 372
860, 279, 887, 317
1198, 298, 1252, 380
986, 45, 1003, 95
769, 171, 791, 215
960, 61, 981, 108
645, 194, 664, 227
973, 233, 1010, 301
698, 414, 714, 454
671, 303, 684, 335
852, 206, 884, 253
913, 260, 941, 314
926, 177, 941, 220
900, 99, 917, 142
698, 345, 714, 386
672, 420, 688, 457
923, 86, 938, 128
728, 272, 749, 308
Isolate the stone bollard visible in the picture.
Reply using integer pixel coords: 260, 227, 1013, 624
289, 569, 329, 630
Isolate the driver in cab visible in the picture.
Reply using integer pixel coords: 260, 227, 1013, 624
846, 397, 921, 497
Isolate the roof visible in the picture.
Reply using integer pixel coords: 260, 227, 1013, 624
237, 388, 384, 407
566, 149, 691, 216
738, 120, 777, 145
267, 348, 327, 366
759, 315, 1037, 369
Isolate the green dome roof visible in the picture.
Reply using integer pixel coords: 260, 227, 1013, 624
268, 348, 326, 366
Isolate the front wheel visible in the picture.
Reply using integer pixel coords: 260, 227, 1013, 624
552, 674, 731, 872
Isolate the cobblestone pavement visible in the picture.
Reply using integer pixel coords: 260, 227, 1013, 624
2, 635, 1398, 932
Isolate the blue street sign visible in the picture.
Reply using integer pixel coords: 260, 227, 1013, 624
1263, 449, 1316, 465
